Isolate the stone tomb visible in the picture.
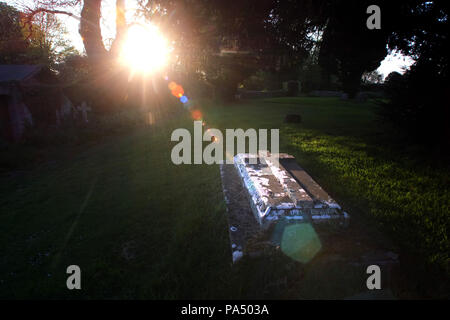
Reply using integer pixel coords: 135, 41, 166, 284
234, 153, 349, 228
221, 153, 349, 262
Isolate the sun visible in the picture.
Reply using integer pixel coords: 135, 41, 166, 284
120, 24, 169, 73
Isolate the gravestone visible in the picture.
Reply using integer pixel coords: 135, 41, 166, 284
220, 153, 402, 297
284, 80, 301, 96
234, 153, 348, 228
221, 153, 349, 262
56, 95, 74, 125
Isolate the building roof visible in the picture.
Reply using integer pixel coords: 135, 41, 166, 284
0, 64, 43, 83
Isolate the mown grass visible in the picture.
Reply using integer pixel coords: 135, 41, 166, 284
0, 114, 233, 299
0, 97, 448, 299
203, 97, 449, 295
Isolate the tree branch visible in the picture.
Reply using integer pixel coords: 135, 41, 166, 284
27, 8, 77, 18
21, 6, 80, 40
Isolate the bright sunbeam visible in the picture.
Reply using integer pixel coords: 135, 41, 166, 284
120, 24, 169, 73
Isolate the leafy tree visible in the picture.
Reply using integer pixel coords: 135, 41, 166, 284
17, 0, 449, 114
298, 57, 328, 93
269, 0, 392, 97
137, 0, 277, 100
362, 70, 383, 85
19, 1, 302, 101
380, 1, 450, 145
23, 11, 79, 66
0, 2, 28, 63
0, 1, 77, 66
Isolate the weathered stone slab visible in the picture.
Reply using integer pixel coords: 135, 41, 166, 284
221, 155, 403, 298
234, 153, 349, 228
234, 154, 313, 228
221, 153, 350, 263
278, 154, 341, 210
219, 163, 261, 262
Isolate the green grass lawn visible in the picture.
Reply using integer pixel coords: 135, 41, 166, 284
0, 97, 448, 299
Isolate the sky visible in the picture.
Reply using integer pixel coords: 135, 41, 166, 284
12, 0, 415, 79
377, 50, 415, 79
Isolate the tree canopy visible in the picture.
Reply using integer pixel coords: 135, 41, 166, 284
12, 0, 448, 135
0, 1, 77, 66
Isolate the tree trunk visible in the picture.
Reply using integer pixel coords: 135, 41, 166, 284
79, 0, 107, 60
110, 0, 127, 57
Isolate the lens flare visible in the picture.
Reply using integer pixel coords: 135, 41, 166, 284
272, 220, 322, 263
169, 82, 184, 98
120, 24, 169, 73
168, 81, 177, 90
191, 109, 202, 120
